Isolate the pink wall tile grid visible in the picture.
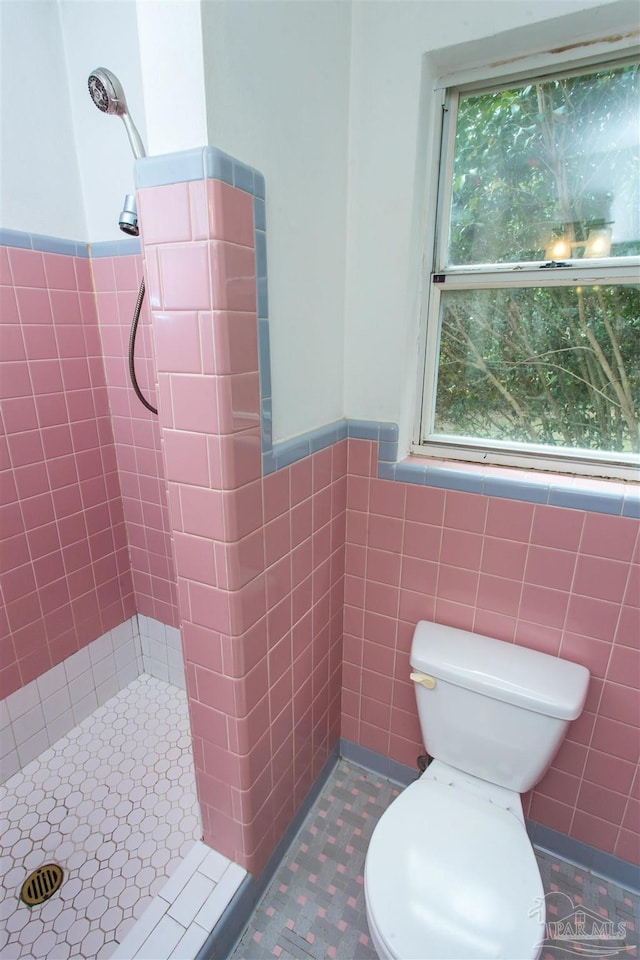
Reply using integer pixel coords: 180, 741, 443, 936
3, 166, 638, 883
342, 438, 640, 864
1, 246, 135, 697
92, 253, 178, 627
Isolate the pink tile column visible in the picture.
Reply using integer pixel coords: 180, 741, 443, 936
0, 246, 135, 697
139, 178, 345, 875
343, 438, 640, 864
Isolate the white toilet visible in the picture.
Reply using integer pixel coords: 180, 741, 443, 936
364, 620, 590, 960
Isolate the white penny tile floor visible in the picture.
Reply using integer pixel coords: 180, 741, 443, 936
0, 675, 205, 959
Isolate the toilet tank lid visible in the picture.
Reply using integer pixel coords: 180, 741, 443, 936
411, 621, 590, 720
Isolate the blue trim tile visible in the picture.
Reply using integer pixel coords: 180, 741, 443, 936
0, 229, 90, 257
90, 238, 141, 258
379, 422, 399, 443
426, 465, 485, 495
622, 492, 640, 519
33, 233, 88, 257
549, 486, 623, 515
205, 147, 234, 186
257, 277, 269, 319
347, 420, 379, 441
274, 437, 311, 470
254, 171, 266, 200
253, 197, 266, 232
592, 848, 640, 893
308, 422, 345, 453
0, 227, 32, 248
377, 462, 396, 481
308, 426, 335, 453
260, 399, 273, 453
255, 231, 267, 281
233, 161, 255, 195
257, 319, 272, 401
262, 451, 276, 476
484, 476, 550, 504
135, 147, 206, 188
339, 738, 415, 787
394, 461, 427, 485
335, 421, 348, 442
378, 440, 398, 463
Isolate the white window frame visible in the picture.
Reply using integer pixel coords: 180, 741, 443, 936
414, 52, 640, 482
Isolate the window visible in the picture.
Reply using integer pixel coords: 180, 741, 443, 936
420, 57, 639, 478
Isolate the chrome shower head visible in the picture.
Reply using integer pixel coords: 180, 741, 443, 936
87, 67, 146, 160
87, 68, 127, 117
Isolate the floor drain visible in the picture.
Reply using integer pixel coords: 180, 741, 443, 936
20, 864, 64, 906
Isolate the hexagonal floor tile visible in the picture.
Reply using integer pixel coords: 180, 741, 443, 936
0, 675, 201, 959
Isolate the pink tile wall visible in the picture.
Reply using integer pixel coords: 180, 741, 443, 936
0, 245, 135, 698
343, 439, 640, 864
139, 179, 344, 876
92, 254, 178, 627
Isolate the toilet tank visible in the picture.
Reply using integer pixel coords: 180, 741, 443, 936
411, 621, 590, 793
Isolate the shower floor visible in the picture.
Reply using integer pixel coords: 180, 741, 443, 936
0, 674, 201, 959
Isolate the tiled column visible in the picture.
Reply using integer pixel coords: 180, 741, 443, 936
138, 169, 270, 873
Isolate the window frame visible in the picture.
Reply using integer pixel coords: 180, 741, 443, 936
415, 54, 640, 482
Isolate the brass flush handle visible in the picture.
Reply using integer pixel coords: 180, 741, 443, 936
410, 672, 437, 689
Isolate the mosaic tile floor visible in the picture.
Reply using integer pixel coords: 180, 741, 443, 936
0, 675, 201, 960
232, 759, 639, 960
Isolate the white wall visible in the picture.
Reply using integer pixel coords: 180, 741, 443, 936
343, 0, 638, 453
201, 0, 352, 444
58, 0, 147, 243
136, 0, 208, 157
0, 0, 86, 240
1, 0, 206, 244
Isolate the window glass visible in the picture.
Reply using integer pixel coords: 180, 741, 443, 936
447, 64, 639, 266
422, 57, 640, 473
434, 284, 640, 454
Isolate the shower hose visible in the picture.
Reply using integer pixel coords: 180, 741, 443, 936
129, 279, 158, 415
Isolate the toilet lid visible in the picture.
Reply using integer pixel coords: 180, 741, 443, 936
365, 777, 545, 960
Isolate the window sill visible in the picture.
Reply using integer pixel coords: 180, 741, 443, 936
378, 454, 640, 518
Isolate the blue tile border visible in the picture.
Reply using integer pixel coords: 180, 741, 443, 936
89, 238, 141, 258
340, 738, 416, 788
0, 228, 89, 258
197, 742, 340, 960
3, 143, 637, 522
134, 145, 265, 196
528, 821, 640, 894
340, 739, 640, 894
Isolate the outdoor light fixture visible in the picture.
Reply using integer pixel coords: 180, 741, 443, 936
584, 226, 613, 258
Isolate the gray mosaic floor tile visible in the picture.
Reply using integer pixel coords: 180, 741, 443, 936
232, 760, 638, 960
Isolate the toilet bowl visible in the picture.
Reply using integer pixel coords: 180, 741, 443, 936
364, 621, 590, 960
365, 763, 544, 960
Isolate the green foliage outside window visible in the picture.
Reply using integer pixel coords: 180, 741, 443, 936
434, 63, 639, 458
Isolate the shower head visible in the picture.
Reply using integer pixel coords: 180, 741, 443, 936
87, 67, 127, 116
87, 67, 147, 161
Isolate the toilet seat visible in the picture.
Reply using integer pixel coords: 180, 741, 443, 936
364, 775, 545, 960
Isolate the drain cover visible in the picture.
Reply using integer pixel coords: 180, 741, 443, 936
20, 864, 64, 906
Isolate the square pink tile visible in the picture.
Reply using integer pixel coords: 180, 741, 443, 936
207, 180, 255, 247
210, 241, 256, 312
153, 311, 202, 374
525, 545, 576, 591
573, 554, 629, 604
157, 242, 211, 310
138, 183, 192, 245
565, 594, 620, 643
